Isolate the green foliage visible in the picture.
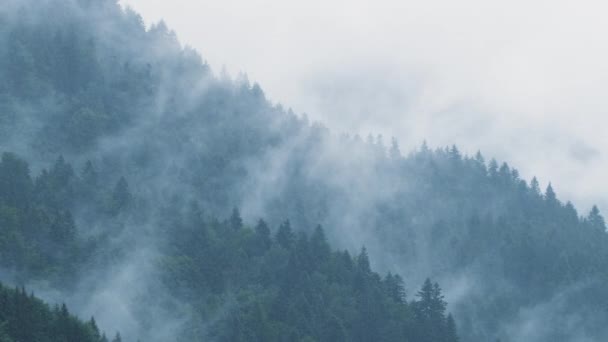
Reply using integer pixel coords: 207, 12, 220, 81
160, 210, 454, 341
0, 283, 108, 342
1, 0, 607, 341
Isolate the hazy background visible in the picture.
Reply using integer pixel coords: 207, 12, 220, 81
119, 0, 608, 213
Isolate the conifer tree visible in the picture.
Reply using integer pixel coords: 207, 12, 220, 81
445, 313, 459, 342
587, 205, 606, 231
253, 219, 272, 253
310, 225, 330, 263
276, 220, 294, 249
389, 137, 401, 160
545, 183, 558, 205
230, 207, 243, 230
357, 247, 371, 274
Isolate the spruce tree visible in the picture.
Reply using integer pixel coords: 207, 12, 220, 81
445, 313, 459, 342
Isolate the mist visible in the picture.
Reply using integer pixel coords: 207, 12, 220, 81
1, 1, 608, 342
119, 0, 608, 213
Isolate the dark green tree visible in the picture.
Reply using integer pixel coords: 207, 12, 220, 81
276, 220, 294, 249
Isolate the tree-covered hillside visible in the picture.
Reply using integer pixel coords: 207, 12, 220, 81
0, 282, 119, 342
0, 0, 606, 341
0, 152, 458, 341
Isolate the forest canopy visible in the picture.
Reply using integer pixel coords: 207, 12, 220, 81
0, 0, 607, 341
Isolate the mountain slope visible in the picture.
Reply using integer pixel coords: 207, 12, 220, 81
0, 0, 607, 341
0, 282, 116, 342
0, 152, 458, 341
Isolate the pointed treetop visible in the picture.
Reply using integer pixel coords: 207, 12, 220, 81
488, 159, 499, 178
276, 220, 294, 249
474, 150, 485, 164
530, 177, 541, 195
449, 145, 461, 160
499, 162, 510, 176
255, 219, 270, 236
357, 246, 371, 273
230, 207, 243, 230
588, 205, 606, 231
389, 137, 401, 159
545, 183, 557, 203
446, 313, 460, 342
420, 140, 430, 153
311, 225, 331, 261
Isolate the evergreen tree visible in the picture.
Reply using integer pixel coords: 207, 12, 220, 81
357, 247, 371, 274
310, 225, 331, 263
276, 220, 294, 249
413, 279, 447, 342
587, 205, 606, 231
384, 273, 406, 304
445, 313, 459, 342
545, 183, 558, 205
253, 219, 272, 254
530, 176, 541, 196
230, 207, 243, 230
389, 137, 401, 160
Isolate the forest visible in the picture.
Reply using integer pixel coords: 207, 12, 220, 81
0, 152, 458, 341
0, 0, 607, 341
0, 282, 121, 342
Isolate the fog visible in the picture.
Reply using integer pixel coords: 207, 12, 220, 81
119, 0, 608, 212
1, 1, 607, 341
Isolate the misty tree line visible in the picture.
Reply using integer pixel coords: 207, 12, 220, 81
0, 152, 132, 286
161, 205, 460, 341
1, 0, 608, 341
0, 283, 123, 342
0, 152, 459, 341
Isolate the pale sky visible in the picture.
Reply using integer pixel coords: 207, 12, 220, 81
119, 0, 608, 214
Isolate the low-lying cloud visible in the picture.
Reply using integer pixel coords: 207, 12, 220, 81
119, 0, 608, 212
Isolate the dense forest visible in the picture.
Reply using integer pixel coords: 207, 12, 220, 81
0, 0, 607, 341
0, 282, 119, 342
0, 152, 457, 341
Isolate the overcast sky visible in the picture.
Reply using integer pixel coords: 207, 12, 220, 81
119, 0, 608, 213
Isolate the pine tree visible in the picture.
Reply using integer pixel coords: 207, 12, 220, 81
445, 313, 459, 342
488, 159, 499, 178
587, 205, 606, 231
431, 282, 447, 318
545, 183, 558, 205
414, 279, 447, 342
253, 219, 272, 253
530, 177, 541, 196
474, 151, 485, 165
357, 247, 371, 274
389, 137, 401, 160
384, 273, 406, 304
276, 220, 294, 249
415, 278, 434, 319
449, 145, 461, 162
310, 225, 330, 263
89, 317, 101, 340
230, 207, 243, 230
